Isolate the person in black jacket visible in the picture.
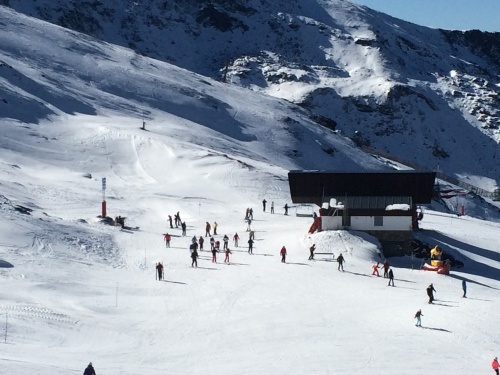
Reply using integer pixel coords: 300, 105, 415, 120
337, 253, 345, 271
191, 248, 198, 268
426, 283, 436, 304
388, 268, 394, 286
84, 362, 96, 375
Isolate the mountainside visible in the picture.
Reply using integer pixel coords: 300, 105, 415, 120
2, 0, 500, 189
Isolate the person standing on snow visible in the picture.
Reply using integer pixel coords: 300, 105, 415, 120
233, 232, 240, 247
372, 262, 380, 276
156, 262, 164, 281
223, 235, 229, 250
387, 268, 394, 286
213, 221, 218, 235
224, 247, 232, 263
492, 357, 499, 375
382, 260, 390, 278
426, 283, 436, 304
246, 218, 252, 232
248, 238, 254, 254
262, 199, 267, 212
164, 233, 171, 248
210, 236, 215, 251
462, 279, 467, 298
249, 208, 253, 220
191, 235, 197, 245
198, 236, 204, 251
205, 222, 211, 237
271, 201, 274, 214
336, 253, 345, 271
181, 222, 187, 236
168, 215, 173, 229
191, 248, 198, 268
284, 203, 288, 215
280, 246, 287, 263
414, 309, 423, 327
308, 244, 316, 260
84, 362, 96, 375
211, 246, 217, 263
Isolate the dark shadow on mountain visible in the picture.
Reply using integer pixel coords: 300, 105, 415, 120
447, 274, 499, 291
416, 229, 500, 282
420, 326, 452, 333
0, 259, 14, 268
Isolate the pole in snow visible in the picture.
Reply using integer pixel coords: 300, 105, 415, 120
101, 177, 107, 218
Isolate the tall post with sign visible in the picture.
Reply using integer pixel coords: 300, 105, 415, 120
102, 177, 107, 218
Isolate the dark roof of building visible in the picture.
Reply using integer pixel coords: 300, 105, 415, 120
288, 170, 436, 206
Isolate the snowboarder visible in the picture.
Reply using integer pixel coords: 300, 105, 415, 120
191, 248, 198, 268
382, 260, 390, 278
198, 236, 204, 251
181, 222, 186, 236
248, 238, 254, 254
205, 222, 211, 237
388, 268, 394, 286
372, 262, 380, 276
271, 201, 274, 214
168, 215, 173, 228
492, 357, 499, 375
284, 203, 288, 215
223, 234, 229, 250
414, 309, 423, 327
213, 221, 218, 235
462, 279, 467, 298
164, 233, 171, 248
84, 362, 96, 375
426, 283, 436, 304
156, 262, 164, 281
337, 253, 345, 271
280, 246, 287, 263
210, 236, 215, 251
308, 244, 316, 260
262, 199, 267, 212
224, 247, 232, 263
233, 232, 240, 247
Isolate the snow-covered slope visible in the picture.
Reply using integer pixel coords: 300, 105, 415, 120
0, 6, 500, 375
3, 0, 500, 188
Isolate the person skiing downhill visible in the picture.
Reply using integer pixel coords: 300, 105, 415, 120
163, 233, 171, 248
414, 309, 423, 327
372, 262, 380, 276
84, 362, 96, 375
492, 357, 499, 375
426, 283, 436, 304
233, 232, 240, 247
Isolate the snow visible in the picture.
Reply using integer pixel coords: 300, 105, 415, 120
0, 5, 499, 375
386, 203, 410, 211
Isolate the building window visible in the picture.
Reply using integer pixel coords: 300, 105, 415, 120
374, 216, 383, 226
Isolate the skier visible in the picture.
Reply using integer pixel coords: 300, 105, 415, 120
191, 247, 198, 268
168, 215, 173, 229
246, 218, 252, 232
175, 212, 181, 228
210, 236, 215, 251
414, 309, 423, 327
462, 279, 467, 298
284, 203, 288, 215
223, 234, 229, 250
493, 357, 499, 375
271, 201, 274, 214
280, 246, 287, 263
84, 362, 96, 375
213, 221, 218, 235
382, 260, 390, 278
156, 262, 164, 281
262, 199, 267, 212
388, 268, 394, 286
198, 236, 204, 251
215, 240, 221, 252
205, 222, 211, 237
191, 235, 197, 245
224, 247, 232, 263
245, 207, 249, 220
308, 244, 316, 260
372, 262, 380, 276
249, 208, 253, 220
426, 283, 436, 304
337, 253, 345, 271
164, 233, 171, 248
248, 238, 254, 254
233, 232, 240, 247
211, 246, 217, 263
249, 230, 255, 240
181, 222, 186, 236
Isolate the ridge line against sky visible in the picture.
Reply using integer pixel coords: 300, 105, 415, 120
353, 0, 500, 33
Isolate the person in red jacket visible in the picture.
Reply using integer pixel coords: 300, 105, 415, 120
198, 236, 204, 251
372, 262, 380, 276
492, 357, 499, 375
163, 233, 171, 248
233, 232, 240, 247
224, 247, 232, 263
280, 246, 287, 263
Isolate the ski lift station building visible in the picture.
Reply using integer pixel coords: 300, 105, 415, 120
288, 170, 436, 256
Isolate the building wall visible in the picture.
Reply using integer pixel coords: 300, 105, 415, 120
322, 216, 343, 230
351, 216, 412, 231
